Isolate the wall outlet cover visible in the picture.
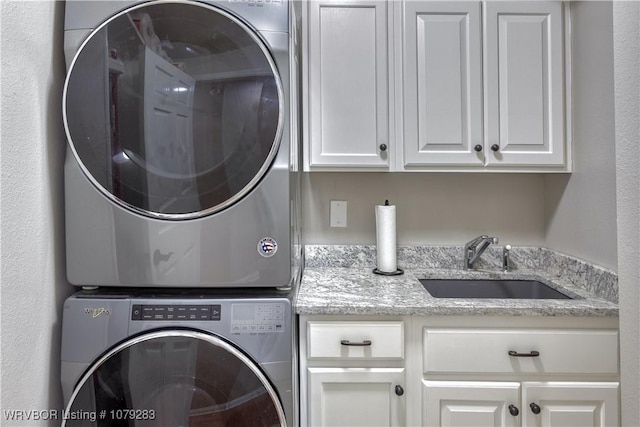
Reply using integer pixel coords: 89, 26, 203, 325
330, 200, 347, 227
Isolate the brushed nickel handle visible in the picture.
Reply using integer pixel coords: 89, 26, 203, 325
508, 350, 540, 357
340, 340, 372, 347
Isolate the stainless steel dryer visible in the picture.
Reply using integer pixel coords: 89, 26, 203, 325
63, 0, 300, 288
60, 290, 294, 426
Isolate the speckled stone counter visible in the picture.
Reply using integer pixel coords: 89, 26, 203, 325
295, 245, 618, 317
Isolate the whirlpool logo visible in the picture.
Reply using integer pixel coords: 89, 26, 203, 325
83, 308, 112, 318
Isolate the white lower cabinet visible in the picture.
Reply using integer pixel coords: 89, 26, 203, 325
300, 319, 407, 426
299, 317, 619, 427
423, 381, 520, 426
308, 368, 405, 426
419, 321, 620, 427
522, 382, 619, 427
424, 381, 619, 427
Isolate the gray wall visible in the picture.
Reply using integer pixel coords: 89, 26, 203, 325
0, 1, 70, 423
544, 2, 618, 271
613, 1, 640, 425
302, 172, 545, 247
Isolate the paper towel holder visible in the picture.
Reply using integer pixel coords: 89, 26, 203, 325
374, 199, 403, 276
373, 267, 404, 276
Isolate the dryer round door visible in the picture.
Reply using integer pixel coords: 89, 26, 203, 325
63, 330, 287, 426
63, 0, 284, 219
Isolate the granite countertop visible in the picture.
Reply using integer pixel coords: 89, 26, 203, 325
295, 245, 619, 317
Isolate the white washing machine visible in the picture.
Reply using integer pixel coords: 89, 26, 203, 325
60, 290, 295, 426
63, 0, 301, 288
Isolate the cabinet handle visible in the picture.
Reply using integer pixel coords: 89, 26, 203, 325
395, 385, 404, 396
508, 404, 519, 417
340, 340, 372, 347
379, 144, 387, 152
530, 402, 541, 414
508, 350, 540, 357
491, 144, 500, 152
474, 144, 483, 152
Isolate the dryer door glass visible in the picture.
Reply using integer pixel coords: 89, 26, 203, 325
64, 0, 283, 219
63, 331, 286, 426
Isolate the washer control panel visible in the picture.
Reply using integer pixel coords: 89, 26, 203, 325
131, 305, 221, 321
231, 303, 285, 334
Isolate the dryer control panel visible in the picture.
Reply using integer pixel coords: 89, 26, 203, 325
131, 305, 222, 321
131, 302, 286, 334
231, 303, 285, 334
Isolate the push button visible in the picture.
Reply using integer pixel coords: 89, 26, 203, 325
131, 305, 142, 320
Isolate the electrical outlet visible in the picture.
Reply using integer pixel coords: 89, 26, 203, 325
330, 200, 347, 228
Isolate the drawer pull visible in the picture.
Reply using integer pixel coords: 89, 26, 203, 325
508, 350, 540, 357
530, 402, 541, 414
508, 404, 519, 416
340, 340, 372, 347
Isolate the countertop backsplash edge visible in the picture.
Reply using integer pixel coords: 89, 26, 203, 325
303, 244, 618, 304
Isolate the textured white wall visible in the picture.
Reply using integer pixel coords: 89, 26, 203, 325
302, 172, 545, 246
0, 1, 71, 425
613, 1, 640, 425
543, 2, 618, 270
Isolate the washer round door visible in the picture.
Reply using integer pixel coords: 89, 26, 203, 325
63, 0, 283, 219
63, 330, 286, 426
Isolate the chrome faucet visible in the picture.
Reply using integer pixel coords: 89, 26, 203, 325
464, 235, 499, 270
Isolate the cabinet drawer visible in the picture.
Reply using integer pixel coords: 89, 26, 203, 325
423, 328, 618, 375
307, 321, 404, 360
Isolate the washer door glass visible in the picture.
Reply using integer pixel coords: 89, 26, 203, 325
63, 1, 283, 218
63, 330, 286, 426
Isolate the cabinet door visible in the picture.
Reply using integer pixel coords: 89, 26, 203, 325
402, 2, 483, 167
423, 381, 520, 427
484, 2, 566, 167
522, 382, 619, 427
307, 1, 389, 168
308, 367, 405, 426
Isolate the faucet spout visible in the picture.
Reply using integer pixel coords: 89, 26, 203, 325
464, 235, 499, 270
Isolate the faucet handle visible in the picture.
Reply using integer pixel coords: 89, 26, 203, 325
503, 244, 511, 272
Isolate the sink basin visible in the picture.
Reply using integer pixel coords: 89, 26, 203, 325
419, 279, 572, 299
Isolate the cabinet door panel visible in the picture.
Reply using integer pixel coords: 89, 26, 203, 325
308, 367, 405, 426
423, 381, 520, 427
484, 2, 565, 167
522, 382, 619, 427
403, 2, 483, 167
308, 1, 389, 168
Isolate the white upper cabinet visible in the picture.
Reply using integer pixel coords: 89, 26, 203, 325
484, 1, 566, 168
303, 1, 570, 172
305, 1, 390, 169
402, 2, 484, 167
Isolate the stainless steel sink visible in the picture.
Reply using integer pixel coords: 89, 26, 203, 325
419, 279, 573, 299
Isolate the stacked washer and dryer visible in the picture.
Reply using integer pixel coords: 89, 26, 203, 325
60, 1, 301, 425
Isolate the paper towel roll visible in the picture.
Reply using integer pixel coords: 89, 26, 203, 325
376, 201, 397, 273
